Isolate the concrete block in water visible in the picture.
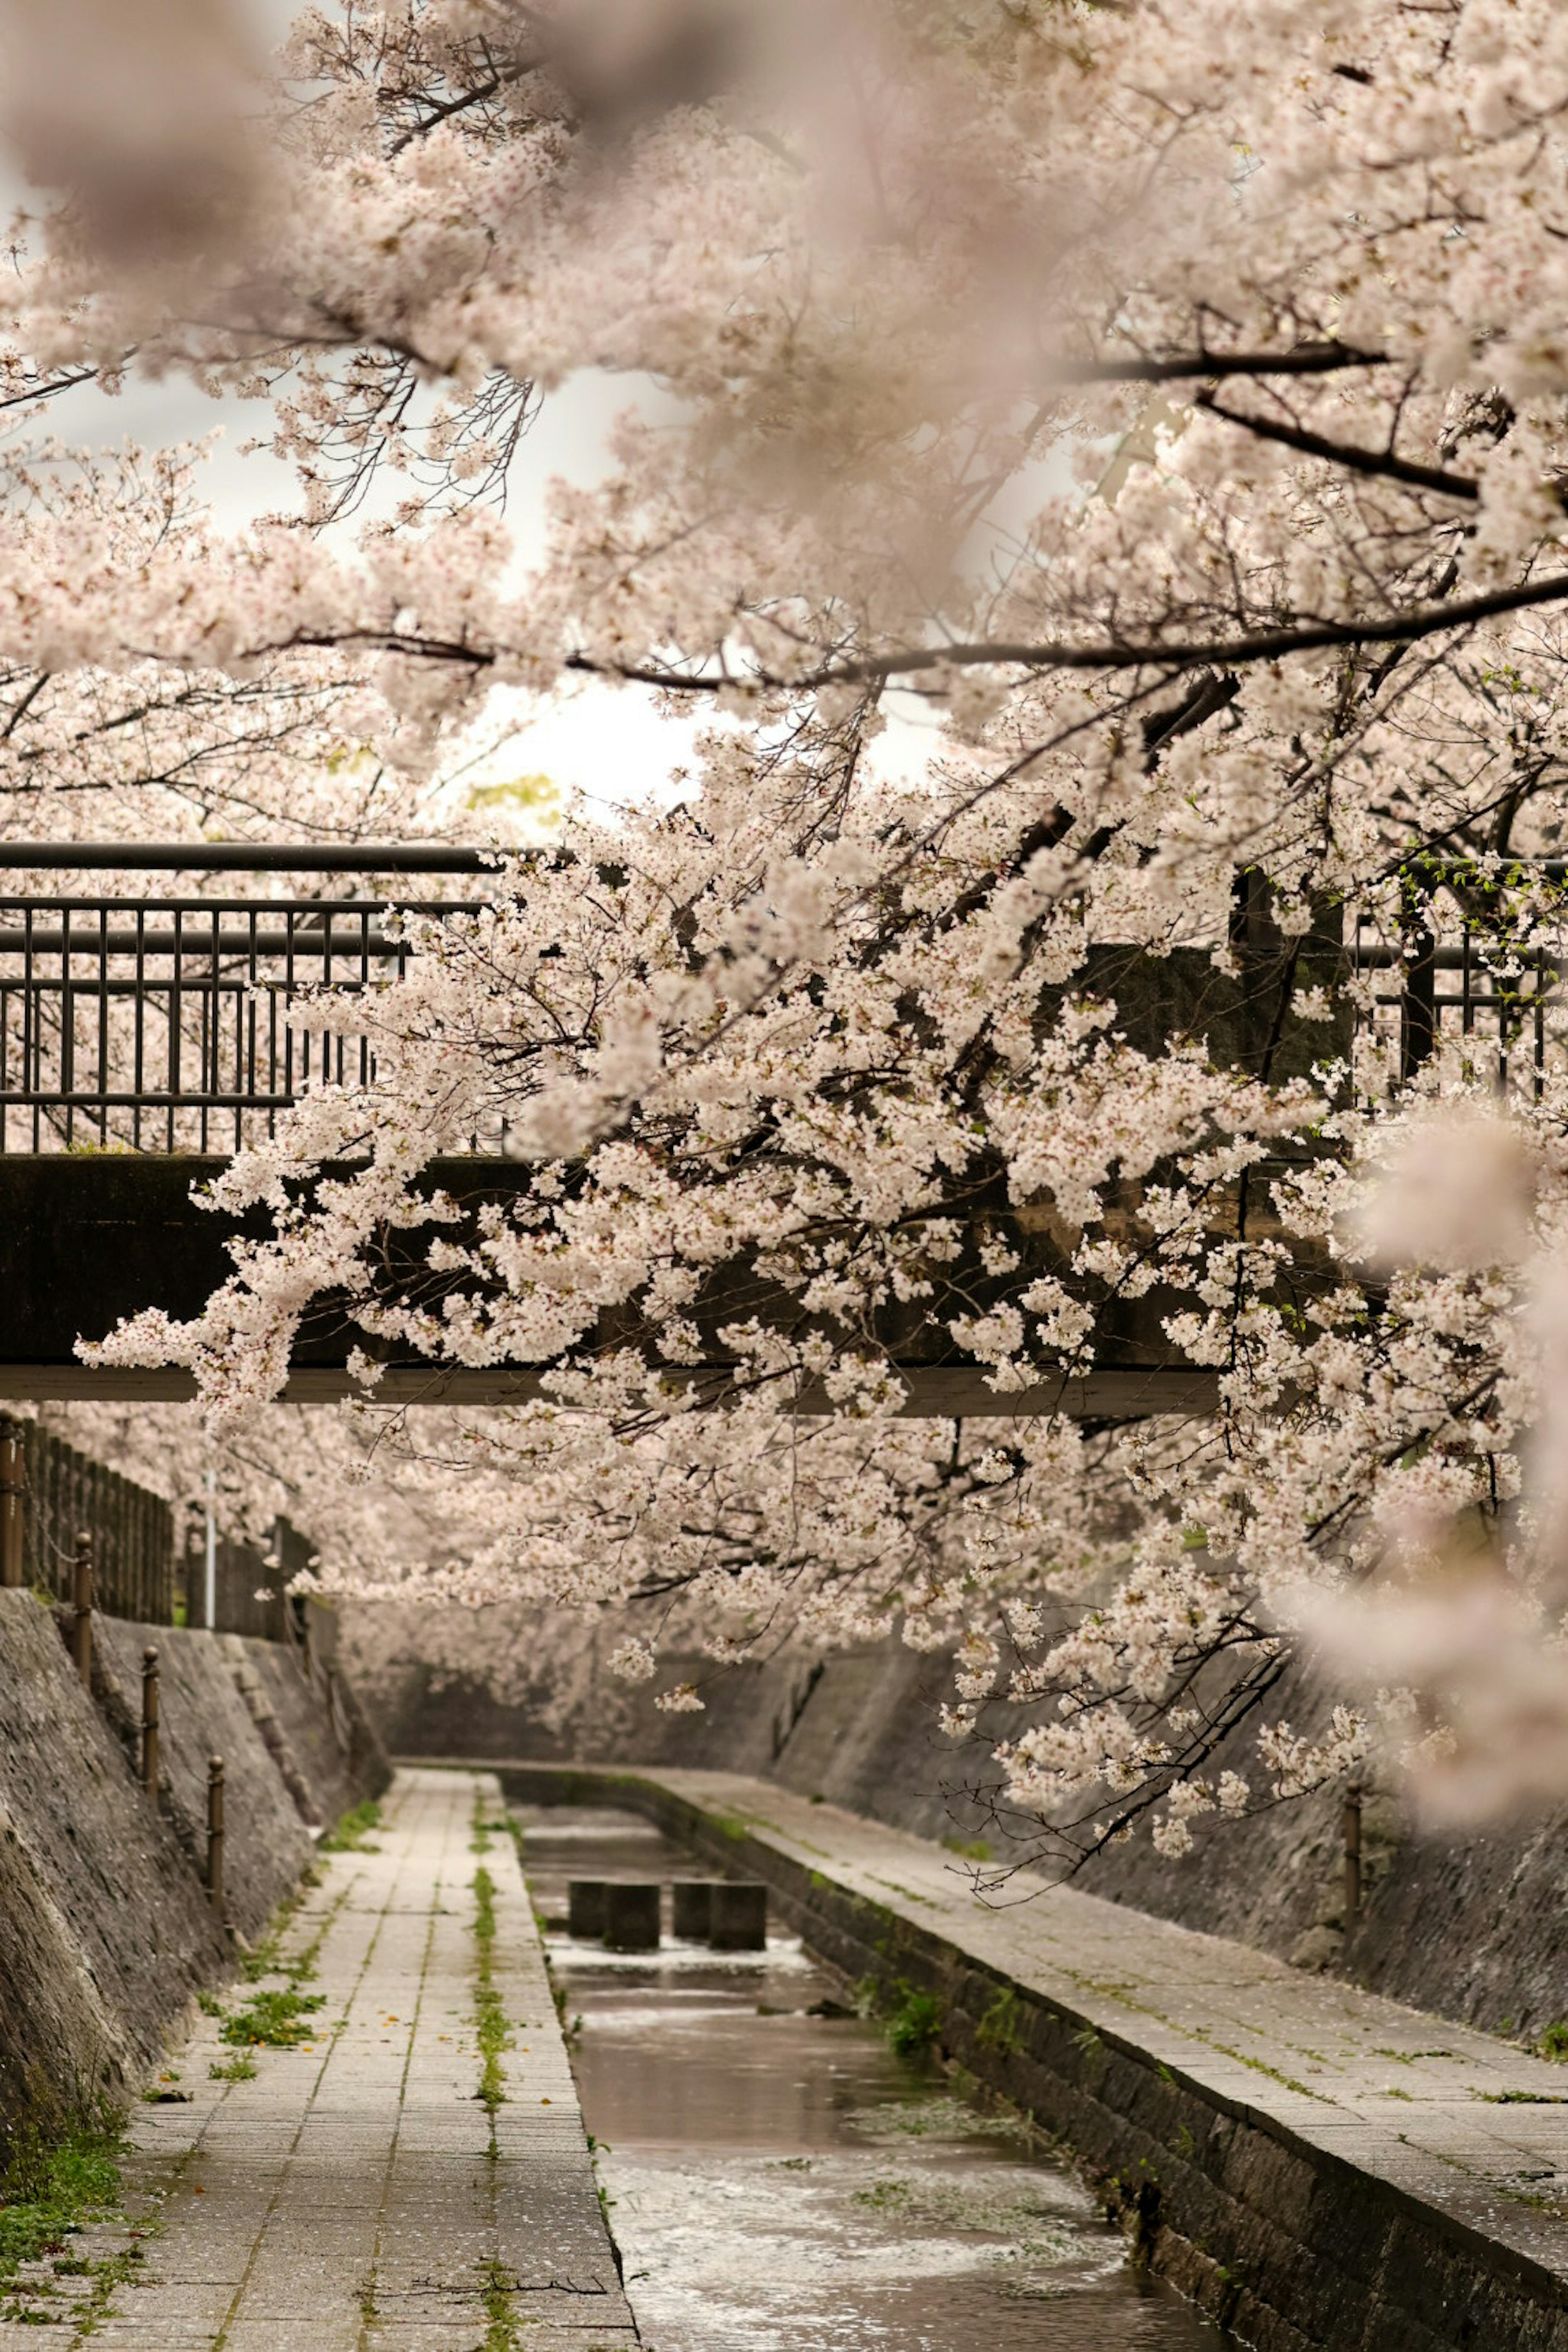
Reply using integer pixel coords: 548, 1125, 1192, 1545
568, 1879, 608, 1938
603, 1881, 661, 1951
710, 1881, 767, 1950
672, 1879, 717, 1940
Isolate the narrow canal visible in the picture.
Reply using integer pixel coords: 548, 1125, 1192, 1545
514, 1802, 1227, 2352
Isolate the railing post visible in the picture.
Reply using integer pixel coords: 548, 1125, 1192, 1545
141, 1648, 160, 1796
1343, 1781, 1363, 1930
206, 1757, 225, 1912
0, 1415, 24, 1589
1399, 920, 1437, 1081
71, 1531, 93, 1688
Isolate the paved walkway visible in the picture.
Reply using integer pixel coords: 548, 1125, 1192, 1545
561, 1765, 1568, 2285
38, 1767, 637, 2352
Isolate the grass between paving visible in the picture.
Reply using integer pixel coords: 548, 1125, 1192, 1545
472, 1864, 509, 2118
470, 1788, 627, 2350
318, 1797, 383, 1853
197, 1875, 350, 2056
2, 1852, 360, 2328
472, 1791, 523, 2348
0, 2116, 151, 2333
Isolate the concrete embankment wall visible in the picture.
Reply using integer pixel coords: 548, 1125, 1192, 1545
0, 1592, 388, 2162
347, 1599, 1568, 2044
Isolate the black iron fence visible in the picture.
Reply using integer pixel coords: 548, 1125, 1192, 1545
0, 843, 494, 1153
1352, 862, 1568, 1091
4, 844, 1568, 1154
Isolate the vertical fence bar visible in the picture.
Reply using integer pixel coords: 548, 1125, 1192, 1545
1400, 922, 1437, 1082
29, 1423, 45, 1593
149, 1490, 163, 1623
267, 946, 279, 1138
22, 1421, 36, 1588
245, 905, 258, 1152
169, 907, 183, 1154
1343, 1781, 1363, 1929
35, 1429, 49, 1596
285, 906, 296, 1104
88, 1456, 105, 1610
325, 907, 338, 1086
60, 1447, 75, 1604
198, 921, 211, 1154
359, 908, 370, 1088
205, 1474, 217, 1634
102, 1468, 117, 1617
60, 904, 74, 1146
49, 1441, 63, 1602
105, 1468, 118, 1617
133, 905, 145, 1152
183, 1508, 204, 1628
160, 1497, 174, 1625
21, 903, 32, 1149
127, 1478, 142, 1621
96, 904, 109, 1147
23, 902, 36, 1150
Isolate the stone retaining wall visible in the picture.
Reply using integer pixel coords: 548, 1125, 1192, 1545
501, 1763, 1568, 2352
0, 1592, 388, 2165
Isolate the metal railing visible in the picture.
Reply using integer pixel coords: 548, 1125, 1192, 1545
5, 843, 1568, 1153
0, 844, 496, 1152
1351, 860, 1568, 1092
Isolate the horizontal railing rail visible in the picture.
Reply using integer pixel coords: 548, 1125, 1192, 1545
0, 847, 495, 1152
4, 844, 1568, 1152
0, 842, 503, 873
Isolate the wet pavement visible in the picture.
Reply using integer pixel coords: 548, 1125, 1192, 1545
518, 1805, 1224, 2352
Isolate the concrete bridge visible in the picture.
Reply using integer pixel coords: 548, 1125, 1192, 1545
0, 842, 1525, 1416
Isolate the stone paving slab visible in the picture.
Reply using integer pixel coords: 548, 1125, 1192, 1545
543, 1762, 1568, 2290
18, 1767, 638, 2352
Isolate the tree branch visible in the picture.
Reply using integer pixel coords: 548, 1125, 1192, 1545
796, 569, 1568, 686
1050, 340, 1387, 386
1196, 393, 1481, 501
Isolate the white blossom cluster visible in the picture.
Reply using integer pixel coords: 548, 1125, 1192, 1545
7, 0, 1568, 1868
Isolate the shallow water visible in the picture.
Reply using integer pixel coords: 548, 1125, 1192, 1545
516, 1804, 1226, 2352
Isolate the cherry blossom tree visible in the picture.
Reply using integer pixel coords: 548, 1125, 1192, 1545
7, 0, 1568, 1868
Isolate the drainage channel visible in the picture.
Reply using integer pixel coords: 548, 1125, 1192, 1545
513, 1801, 1228, 2352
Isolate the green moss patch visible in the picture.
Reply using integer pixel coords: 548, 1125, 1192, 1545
318, 1799, 383, 1853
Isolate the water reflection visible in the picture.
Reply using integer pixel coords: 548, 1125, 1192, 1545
516, 1805, 1225, 2352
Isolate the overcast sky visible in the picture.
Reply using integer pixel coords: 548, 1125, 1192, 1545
2, 0, 946, 820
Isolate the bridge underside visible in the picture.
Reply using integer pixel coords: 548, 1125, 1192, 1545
0, 1156, 1221, 1419
0, 1362, 1221, 1414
